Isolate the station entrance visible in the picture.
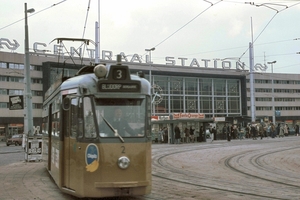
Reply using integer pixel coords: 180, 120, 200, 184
151, 116, 214, 144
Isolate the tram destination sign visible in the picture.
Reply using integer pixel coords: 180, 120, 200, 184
98, 82, 140, 92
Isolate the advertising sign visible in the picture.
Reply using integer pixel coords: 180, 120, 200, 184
9, 95, 23, 110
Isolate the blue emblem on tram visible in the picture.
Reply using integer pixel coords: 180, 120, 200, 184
85, 144, 99, 172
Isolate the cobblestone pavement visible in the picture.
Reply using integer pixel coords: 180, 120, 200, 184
0, 136, 299, 200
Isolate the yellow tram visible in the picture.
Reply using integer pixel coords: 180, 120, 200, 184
42, 62, 152, 198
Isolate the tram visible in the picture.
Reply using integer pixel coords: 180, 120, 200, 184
42, 61, 152, 198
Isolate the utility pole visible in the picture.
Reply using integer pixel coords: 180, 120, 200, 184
267, 61, 276, 124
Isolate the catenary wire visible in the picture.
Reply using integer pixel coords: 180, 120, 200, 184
0, 0, 67, 31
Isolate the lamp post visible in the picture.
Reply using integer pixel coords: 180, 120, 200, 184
145, 47, 155, 115
24, 3, 35, 137
145, 47, 155, 83
267, 61, 276, 124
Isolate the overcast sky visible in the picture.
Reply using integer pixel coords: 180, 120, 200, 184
1, 0, 300, 73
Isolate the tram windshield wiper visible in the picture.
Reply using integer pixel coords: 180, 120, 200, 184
100, 114, 124, 143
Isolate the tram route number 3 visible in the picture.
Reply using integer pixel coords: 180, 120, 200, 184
28, 140, 42, 154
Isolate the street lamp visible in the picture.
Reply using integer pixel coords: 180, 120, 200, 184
24, 3, 35, 137
145, 47, 155, 85
267, 61, 276, 73
267, 61, 276, 124
145, 47, 155, 115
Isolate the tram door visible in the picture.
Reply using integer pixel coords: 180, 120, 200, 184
63, 97, 78, 190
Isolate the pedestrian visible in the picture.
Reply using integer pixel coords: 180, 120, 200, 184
251, 123, 257, 140
238, 125, 243, 140
210, 126, 216, 143
270, 123, 276, 138
184, 127, 190, 143
189, 126, 195, 143
164, 127, 168, 143
213, 126, 217, 141
222, 124, 227, 140
245, 124, 250, 138
199, 126, 204, 142
278, 124, 284, 138
283, 124, 289, 136
174, 125, 181, 144
231, 124, 235, 140
295, 124, 299, 136
276, 124, 280, 137
259, 124, 264, 140
227, 123, 231, 141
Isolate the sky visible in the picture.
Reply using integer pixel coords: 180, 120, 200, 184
1, 0, 300, 74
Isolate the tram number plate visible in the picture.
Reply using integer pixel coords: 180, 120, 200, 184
28, 148, 42, 154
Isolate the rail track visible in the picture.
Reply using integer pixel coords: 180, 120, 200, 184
150, 138, 300, 200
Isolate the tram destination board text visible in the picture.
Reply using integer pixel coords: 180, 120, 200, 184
99, 83, 140, 92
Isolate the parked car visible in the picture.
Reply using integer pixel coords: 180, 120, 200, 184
6, 134, 23, 146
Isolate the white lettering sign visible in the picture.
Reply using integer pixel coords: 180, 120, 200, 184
0, 37, 268, 72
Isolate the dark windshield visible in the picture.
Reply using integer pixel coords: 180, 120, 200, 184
94, 98, 146, 138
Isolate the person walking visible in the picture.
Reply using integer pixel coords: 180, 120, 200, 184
270, 123, 276, 138
258, 124, 264, 140
227, 123, 231, 141
251, 123, 257, 140
278, 124, 284, 138
199, 126, 204, 142
276, 124, 281, 138
189, 126, 195, 143
295, 124, 299, 136
174, 125, 181, 144
184, 127, 190, 143
210, 126, 216, 143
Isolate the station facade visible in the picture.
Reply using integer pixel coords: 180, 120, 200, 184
1, 50, 300, 140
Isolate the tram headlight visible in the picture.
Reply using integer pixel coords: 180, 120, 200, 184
94, 64, 107, 78
118, 156, 130, 169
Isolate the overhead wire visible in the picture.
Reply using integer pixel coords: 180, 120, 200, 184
238, 1, 300, 65
0, 0, 67, 31
150, 0, 223, 50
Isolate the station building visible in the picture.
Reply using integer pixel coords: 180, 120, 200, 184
0, 50, 299, 140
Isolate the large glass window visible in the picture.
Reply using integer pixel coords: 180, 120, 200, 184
153, 76, 168, 93
199, 78, 212, 95
227, 80, 239, 96
95, 98, 145, 138
214, 79, 226, 96
0, 62, 7, 68
185, 78, 198, 95
153, 98, 168, 114
9, 77, 24, 83
170, 77, 183, 95
200, 97, 212, 113
214, 97, 226, 113
0, 89, 7, 95
228, 97, 240, 113
186, 96, 198, 113
9, 89, 23, 95
0, 76, 6, 82
170, 96, 183, 113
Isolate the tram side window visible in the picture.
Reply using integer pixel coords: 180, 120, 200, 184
70, 98, 81, 138
83, 97, 96, 138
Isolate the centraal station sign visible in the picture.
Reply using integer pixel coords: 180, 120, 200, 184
0, 37, 267, 71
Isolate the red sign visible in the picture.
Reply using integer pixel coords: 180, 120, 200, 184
172, 113, 205, 119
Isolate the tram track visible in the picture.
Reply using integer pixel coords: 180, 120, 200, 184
151, 140, 300, 200
224, 146, 300, 188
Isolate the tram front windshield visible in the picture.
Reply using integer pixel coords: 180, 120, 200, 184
95, 98, 145, 137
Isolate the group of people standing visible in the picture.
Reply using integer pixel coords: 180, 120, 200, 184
223, 122, 296, 141
174, 125, 196, 144
162, 122, 299, 144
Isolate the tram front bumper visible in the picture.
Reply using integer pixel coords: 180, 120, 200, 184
94, 181, 149, 188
